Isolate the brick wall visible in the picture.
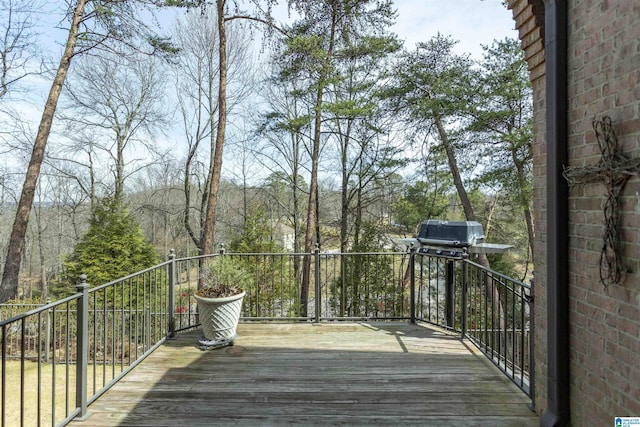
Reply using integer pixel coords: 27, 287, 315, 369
508, 0, 547, 415
509, 0, 640, 424
566, 0, 640, 423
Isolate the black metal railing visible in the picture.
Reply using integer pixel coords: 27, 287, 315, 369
411, 250, 533, 397
0, 261, 171, 427
0, 248, 533, 426
170, 249, 413, 324
462, 259, 533, 399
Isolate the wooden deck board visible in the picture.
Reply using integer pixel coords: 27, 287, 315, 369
71, 322, 538, 426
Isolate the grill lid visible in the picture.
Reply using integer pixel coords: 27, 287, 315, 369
396, 219, 513, 257
417, 220, 485, 248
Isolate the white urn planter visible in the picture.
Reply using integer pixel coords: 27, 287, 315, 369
195, 291, 245, 349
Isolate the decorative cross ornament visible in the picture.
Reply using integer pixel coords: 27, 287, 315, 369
563, 116, 640, 287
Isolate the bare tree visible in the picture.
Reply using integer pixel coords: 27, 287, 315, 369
173, 6, 256, 264
47, 132, 103, 209
32, 184, 49, 296
59, 53, 168, 201
128, 160, 186, 256
0, 0, 43, 101
0, 0, 43, 241
0, 0, 199, 302
256, 75, 311, 264
198, 0, 278, 262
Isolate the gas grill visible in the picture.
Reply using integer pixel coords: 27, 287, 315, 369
410, 220, 512, 258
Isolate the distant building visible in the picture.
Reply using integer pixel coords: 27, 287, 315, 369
271, 221, 295, 252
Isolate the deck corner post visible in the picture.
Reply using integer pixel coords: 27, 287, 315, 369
45, 298, 51, 363
167, 249, 177, 339
528, 276, 536, 411
314, 244, 321, 323
461, 252, 469, 337
146, 304, 152, 349
409, 245, 417, 324
75, 274, 89, 419
445, 260, 455, 328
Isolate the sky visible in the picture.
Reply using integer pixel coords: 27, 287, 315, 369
266, 0, 518, 58
19, 0, 518, 114
1, 0, 519, 185
392, 0, 517, 58
16, 0, 518, 96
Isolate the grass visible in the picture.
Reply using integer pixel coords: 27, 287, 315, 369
2, 359, 118, 426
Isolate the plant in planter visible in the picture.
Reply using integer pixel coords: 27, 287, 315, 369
194, 256, 252, 349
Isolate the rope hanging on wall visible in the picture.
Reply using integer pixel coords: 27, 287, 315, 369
563, 116, 640, 287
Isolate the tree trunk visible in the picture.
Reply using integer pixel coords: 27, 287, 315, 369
36, 199, 47, 297
513, 153, 535, 264
524, 207, 535, 263
351, 154, 362, 249
291, 139, 302, 283
340, 163, 349, 253
0, 0, 87, 302
183, 144, 200, 248
300, 83, 322, 316
339, 144, 349, 316
200, 0, 227, 260
434, 114, 475, 221
301, 7, 337, 317
434, 113, 504, 335
315, 182, 321, 248
88, 150, 96, 210
339, 120, 353, 254
485, 192, 500, 239
115, 134, 125, 201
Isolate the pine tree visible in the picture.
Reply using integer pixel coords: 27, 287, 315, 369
53, 197, 159, 296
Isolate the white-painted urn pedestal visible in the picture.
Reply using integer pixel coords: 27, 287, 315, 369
194, 291, 245, 349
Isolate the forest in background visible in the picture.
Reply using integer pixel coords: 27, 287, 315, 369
0, 1, 532, 302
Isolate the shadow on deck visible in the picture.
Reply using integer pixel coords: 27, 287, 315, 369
70, 322, 538, 426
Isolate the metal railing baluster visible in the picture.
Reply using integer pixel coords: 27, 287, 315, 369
2, 324, 6, 427
76, 276, 89, 419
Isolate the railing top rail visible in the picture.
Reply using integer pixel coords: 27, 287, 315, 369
89, 259, 172, 293
174, 251, 407, 263
0, 293, 82, 327
463, 258, 531, 290
320, 251, 406, 256
173, 253, 219, 263
0, 303, 45, 308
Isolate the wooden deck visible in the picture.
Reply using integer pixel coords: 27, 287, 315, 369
70, 322, 538, 426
